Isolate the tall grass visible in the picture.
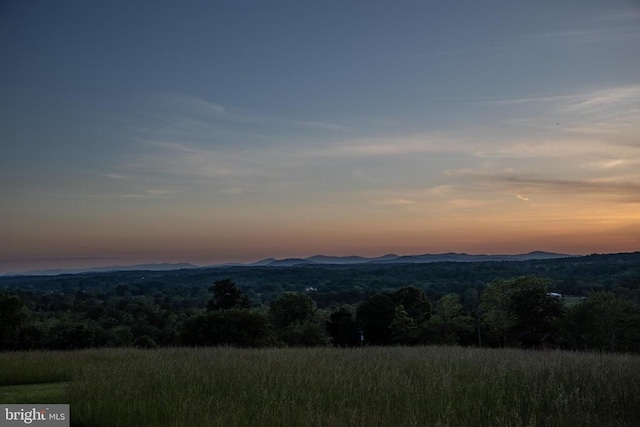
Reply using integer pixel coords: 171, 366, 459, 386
2, 346, 639, 426
0, 351, 76, 385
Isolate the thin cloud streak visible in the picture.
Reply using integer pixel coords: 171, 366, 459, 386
582, 158, 640, 170
153, 94, 351, 132
482, 85, 640, 112
44, 190, 176, 200
446, 169, 640, 200
527, 28, 639, 44
379, 198, 417, 206
472, 139, 616, 159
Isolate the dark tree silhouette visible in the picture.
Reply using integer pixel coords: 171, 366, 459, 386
357, 293, 396, 345
0, 292, 26, 350
181, 310, 272, 347
270, 293, 315, 328
208, 279, 252, 311
326, 306, 360, 347
393, 287, 432, 324
481, 276, 565, 346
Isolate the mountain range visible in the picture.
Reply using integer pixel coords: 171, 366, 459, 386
247, 251, 575, 267
3, 251, 575, 276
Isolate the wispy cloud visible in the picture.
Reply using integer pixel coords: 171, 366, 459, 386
500, 176, 640, 198
482, 85, 640, 113
425, 185, 453, 196
582, 158, 640, 170
475, 85, 640, 162
336, 137, 450, 156
221, 187, 245, 195
527, 28, 639, 44
119, 95, 358, 187
130, 140, 256, 178
151, 94, 351, 133
471, 139, 612, 159
560, 86, 640, 116
587, 10, 640, 23
112, 85, 640, 209
482, 94, 576, 106
448, 199, 491, 209
104, 173, 135, 182
44, 190, 176, 200
309, 133, 472, 158
522, 9, 640, 45
446, 168, 640, 201
379, 198, 417, 206
121, 131, 468, 188
352, 171, 376, 181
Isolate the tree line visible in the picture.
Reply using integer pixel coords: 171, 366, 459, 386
2, 275, 639, 352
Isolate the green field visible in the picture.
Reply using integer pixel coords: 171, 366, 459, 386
560, 295, 586, 307
1, 346, 639, 426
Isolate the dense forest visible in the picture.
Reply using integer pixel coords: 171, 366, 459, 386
1, 252, 639, 352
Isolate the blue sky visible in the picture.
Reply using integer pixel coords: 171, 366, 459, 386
1, 1, 639, 273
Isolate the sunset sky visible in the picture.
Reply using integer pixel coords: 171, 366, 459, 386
1, 1, 639, 273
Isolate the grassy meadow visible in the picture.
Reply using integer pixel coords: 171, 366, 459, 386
1, 346, 639, 426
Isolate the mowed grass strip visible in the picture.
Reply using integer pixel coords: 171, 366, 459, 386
0, 382, 69, 404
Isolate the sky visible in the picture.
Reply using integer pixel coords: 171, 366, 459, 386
1, 0, 640, 273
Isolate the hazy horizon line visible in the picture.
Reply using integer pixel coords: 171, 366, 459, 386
4, 248, 634, 276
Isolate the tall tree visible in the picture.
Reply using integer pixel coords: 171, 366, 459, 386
356, 293, 396, 345
427, 293, 475, 345
0, 292, 26, 350
270, 293, 324, 347
270, 293, 315, 328
564, 292, 639, 352
389, 305, 419, 345
326, 305, 360, 347
508, 277, 565, 335
480, 279, 516, 346
181, 310, 273, 347
481, 276, 564, 346
208, 279, 252, 311
393, 287, 432, 324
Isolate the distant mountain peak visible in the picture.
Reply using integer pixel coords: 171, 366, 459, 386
251, 258, 277, 266
265, 258, 317, 267
248, 251, 575, 268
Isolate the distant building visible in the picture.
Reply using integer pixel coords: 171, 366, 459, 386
518, 333, 559, 350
